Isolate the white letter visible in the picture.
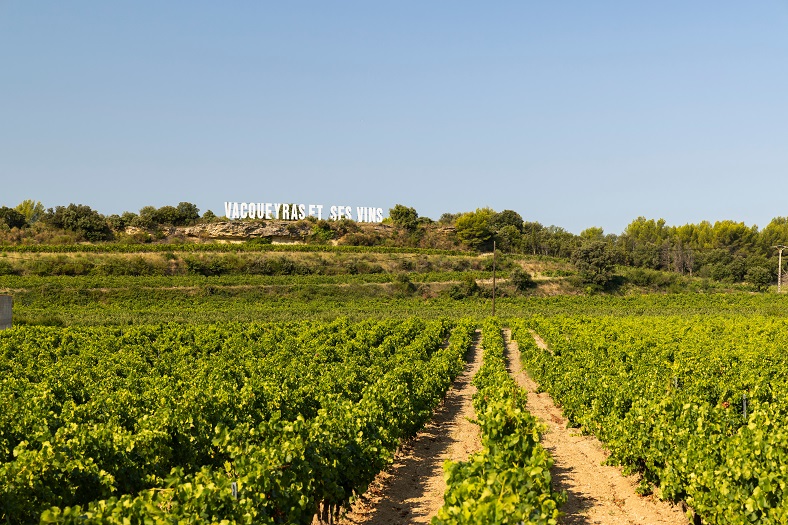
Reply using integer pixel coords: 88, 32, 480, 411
330, 205, 338, 220
316, 205, 323, 220
265, 203, 272, 219
224, 202, 233, 219
376, 208, 383, 222
309, 204, 317, 218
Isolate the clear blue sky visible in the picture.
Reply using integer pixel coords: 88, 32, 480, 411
2, 2, 787, 234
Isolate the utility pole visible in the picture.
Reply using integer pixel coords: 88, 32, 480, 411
493, 241, 495, 317
774, 245, 786, 293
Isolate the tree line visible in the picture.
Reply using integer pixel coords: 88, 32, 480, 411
0, 201, 203, 242
396, 207, 786, 288
1, 200, 786, 288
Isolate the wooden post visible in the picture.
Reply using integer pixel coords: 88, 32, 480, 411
492, 241, 496, 317
0, 295, 11, 330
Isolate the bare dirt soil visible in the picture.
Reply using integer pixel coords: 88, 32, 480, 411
336, 332, 484, 525
504, 329, 689, 525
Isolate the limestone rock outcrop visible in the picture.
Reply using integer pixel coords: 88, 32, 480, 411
180, 221, 312, 242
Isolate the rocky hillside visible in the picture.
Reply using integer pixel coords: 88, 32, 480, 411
138, 219, 403, 244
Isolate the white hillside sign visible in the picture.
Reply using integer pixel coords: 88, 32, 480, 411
224, 202, 384, 222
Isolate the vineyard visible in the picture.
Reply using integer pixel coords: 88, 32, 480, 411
513, 314, 788, 524
434, 319, 563, 524
5, 261, 788, 524
1, 318, 477, 523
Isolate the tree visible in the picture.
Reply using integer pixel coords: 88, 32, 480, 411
746, 266, 772, 292
542, 226, 579, 258
760, 217, 788, 254
14, 200, 45, 224
439, 212, 460, 224
121, 211, 138, 226
107, 214, 125, 231
712, 220, 757, 254
580, 227, 604, 242
176, 202, 200, 225
134, 206, 158, 229
128, 203, 200, 228
389, 204, 419, 231
154, 206, 181, 225
492, 209, 524, 232
673, 221, 714, 250
496, 225, 522, 252
522, 221, 545, 255
621, 217, 669, 268
0, 206, 26, 229
455, 208, 495, 250
572, 241, 615, 286
107, 212, 138, 231
45, 204, 113, 241
623, 217, 669, 245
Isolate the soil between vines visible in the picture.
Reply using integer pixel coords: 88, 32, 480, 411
335, 331, 484, 525
336, 328, 688, 525
504, 329, 688, 525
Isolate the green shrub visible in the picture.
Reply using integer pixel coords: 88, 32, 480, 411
446, 275, 480, 300
510, 268, 535, 292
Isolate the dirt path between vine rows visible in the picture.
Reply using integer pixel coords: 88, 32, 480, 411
504, 329, 689, 525
336, 331, 483, 525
